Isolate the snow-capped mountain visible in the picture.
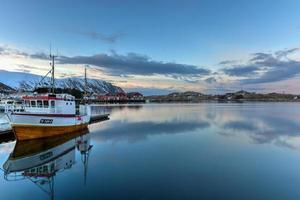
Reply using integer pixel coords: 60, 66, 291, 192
0, 82, 15, 94
0, 70, 124, 94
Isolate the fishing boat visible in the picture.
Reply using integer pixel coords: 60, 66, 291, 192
7, 54, 91, 140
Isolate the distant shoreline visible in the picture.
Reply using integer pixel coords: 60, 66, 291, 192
144, 99, 300, 103
144, 90, 300, 103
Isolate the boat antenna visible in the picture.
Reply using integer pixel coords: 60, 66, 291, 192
33, 44, 55, 91
49, 49, 57, 94
84, 65, 88, 97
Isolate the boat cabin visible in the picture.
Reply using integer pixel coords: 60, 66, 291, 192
22, 93, 76, 115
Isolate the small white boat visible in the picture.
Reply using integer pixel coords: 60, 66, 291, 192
0, 99, 24, 113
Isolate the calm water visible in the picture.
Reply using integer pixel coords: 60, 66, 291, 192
1, 103, 300, 200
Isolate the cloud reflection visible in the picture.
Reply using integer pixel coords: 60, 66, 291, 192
93, 120, 210, 143
92, 104, 300, 150
217, 106, 300, 149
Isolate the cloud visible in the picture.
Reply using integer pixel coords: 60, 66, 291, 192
0, 45, 211, 85
204, 77, 217, 84
275, 48, 299, 59
58, 52, 211, 78
0, 46, 13, 56
16, 64, 49, 73
242, 60, 300, 84
221, 48, 300, 84
30, 52, 49, 60
222, 65, 260, 77
125, 87, 177, 96
250, 52, 273, 61
73, 30, 124, 44
218, 60, 237, 65
0, 45, 30, 57
0, 47, 5, 54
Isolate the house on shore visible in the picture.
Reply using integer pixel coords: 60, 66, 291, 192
97, 92, 144, 102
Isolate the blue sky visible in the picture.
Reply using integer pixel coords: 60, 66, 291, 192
1, 0, 300, 94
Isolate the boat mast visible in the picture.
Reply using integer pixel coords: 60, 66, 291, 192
84, 66, 87, 97
50, 54, 56, 94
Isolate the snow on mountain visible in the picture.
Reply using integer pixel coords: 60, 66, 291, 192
0, 82, 15, 94
0, 70, 41, 88
0, 70, 124, 94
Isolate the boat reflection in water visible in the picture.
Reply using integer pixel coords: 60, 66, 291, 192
2, 128, 92, 200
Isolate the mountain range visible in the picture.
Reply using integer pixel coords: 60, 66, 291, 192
0, 82, 15, 94
0, 70, 124, 94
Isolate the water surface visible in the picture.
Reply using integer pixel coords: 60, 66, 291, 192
1, 103, 300, 200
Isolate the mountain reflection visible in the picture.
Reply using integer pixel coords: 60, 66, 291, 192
91, 104, 143, 115
2, 130, 92, 200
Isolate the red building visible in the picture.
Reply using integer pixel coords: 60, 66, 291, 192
127, 92, 144, 100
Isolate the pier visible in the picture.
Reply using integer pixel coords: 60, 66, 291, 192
90, 113, 110, 123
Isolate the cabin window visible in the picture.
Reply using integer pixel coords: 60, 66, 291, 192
25, 100, 30, 107
66, 102, 68, 105
43, 165, 48, 172
37, 100, 42, 108
31, 101, 36, 107
50, 100, 55, 108
43, 100, 49, 108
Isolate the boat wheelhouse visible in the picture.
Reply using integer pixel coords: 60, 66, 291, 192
22, 93, 76, 115
8, 93, 91, 140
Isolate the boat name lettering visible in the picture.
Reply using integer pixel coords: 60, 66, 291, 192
40, 119, 53, 124
40, 152, 53, 160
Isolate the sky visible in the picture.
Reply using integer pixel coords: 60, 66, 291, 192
1, 0, 300, 95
